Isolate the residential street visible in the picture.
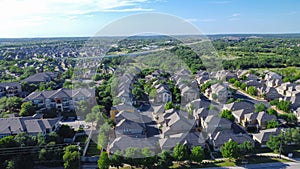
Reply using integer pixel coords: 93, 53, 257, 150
225, 82, 270, 108
200, 161, 300, 169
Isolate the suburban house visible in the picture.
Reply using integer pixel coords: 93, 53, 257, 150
21, 72, 58, 84
152, 104, 165, 115
215, 70, 237, 81
194, 108, 219, 127
0, 116, 60, 138
109, 136, 159, 155
115, 118, 145, 137
276, 82, 300, 97
23, 88, 95, 112
154, 85, 172, 104
266, 79, 282, 88
224, 101, 255, 122
195, 71, 209, 85
159, 131, 206, 151
252, 128, 280, 147
243, 111, 277, 130
116, 73, 135, 105
288, 93, 300, 110
258, 86, 282, 101
206, 83, 230, 103
161, 111, 196, 137
0, 82, 22, 97
264, 71, 282, 81
181, 86, 200, 104
110, 103, 136, 119
209, 130, 254, 151
186, 98, 211, 113
293, 107, 300, 122
201, 115, 232, 136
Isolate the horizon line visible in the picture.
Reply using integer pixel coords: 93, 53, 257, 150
1, 32, 300, 39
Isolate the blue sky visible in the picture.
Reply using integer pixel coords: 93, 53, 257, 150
1, 0, 300, 38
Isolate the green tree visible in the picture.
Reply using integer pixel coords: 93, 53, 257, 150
266, 135, 281, 153
110, 150, 123, 169
19, 102, 36, 116
201, 81, 211, 93
228, 78, 237, 84
58, 125, 75, 138
0, 136, 19, 167
63, 145, 80, 169
125, 147, 142, 167
38, 142, 62, 167
157, 150, 173, 168
0, 97, 22, 113
75, 100, 89, 117
141, 147, 156, 169
247, 86, 257, 96
190, 146, 204, 163
97, 123, 111, 149
287, 113, 297, 124
165, 101, 174, 110
239, 141, 254, 156
233, 81, 241, 88
149, 88, 157, 99
5, 160, 16, 169
254, 103, 266, 113
14, 132, 36, 146
212, 93, 218, 100
219, 109, 235, 122
240, 83, 247, 90
220, 139, 240, 160
277, 100, 291, 112
86, 105, 106, 126
284, 128, 300, 145
173, 143, 189, 161
98, 151, 110, 169
267, 119, 279, 129
267, 108, 278, 116
270, 99, 279, 106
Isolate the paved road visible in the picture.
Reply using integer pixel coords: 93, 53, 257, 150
200, 161, 300, 169
225, 82, 270, 108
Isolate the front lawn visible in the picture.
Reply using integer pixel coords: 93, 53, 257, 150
86, 140, 100, 156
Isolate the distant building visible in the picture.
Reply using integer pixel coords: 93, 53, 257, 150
21, 72, 58, 84
23, 88, 94, 112
0, 116, 60, 138
0, 82, 22, 97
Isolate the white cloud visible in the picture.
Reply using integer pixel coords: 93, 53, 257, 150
231, 13, 241, 17
0, 0, 153, 20
210, 1, 231, 4
0, 0, 153, 34
228, 13, 241, 21
185, 18, 216, 23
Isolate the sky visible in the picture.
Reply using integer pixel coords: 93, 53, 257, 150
0, 0, 300, 38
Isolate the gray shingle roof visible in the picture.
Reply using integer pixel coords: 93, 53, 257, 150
0, 117, 60, 136
23, 88, 94, 101
253, 128, 280, 143
224, 101, 255, 113
213, 130, 254, 148
109, 136, 159, 155
21, 72, 57, 83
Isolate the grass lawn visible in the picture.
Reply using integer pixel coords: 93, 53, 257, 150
85, 140, 100, 156
245, 156, 290, 164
